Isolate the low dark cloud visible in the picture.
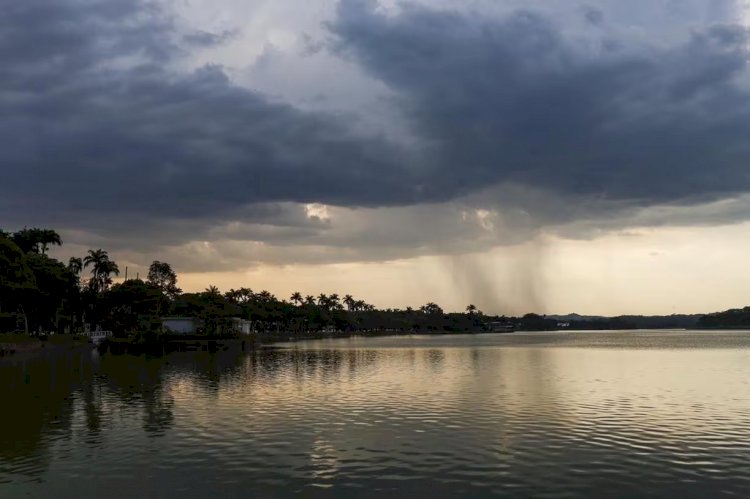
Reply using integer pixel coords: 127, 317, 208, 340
4, 0, 750, 269
330, 1, 750, 207
0, 0, 421, 232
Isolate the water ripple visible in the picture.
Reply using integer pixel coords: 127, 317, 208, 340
2, 332, 750, 496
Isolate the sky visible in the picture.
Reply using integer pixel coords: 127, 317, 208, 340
3, 0, 750, 315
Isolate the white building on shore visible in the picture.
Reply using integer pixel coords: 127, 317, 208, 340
161, 317, 201, 335
161, 317, 253, 335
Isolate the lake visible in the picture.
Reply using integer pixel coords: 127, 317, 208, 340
2, 331, 750, 497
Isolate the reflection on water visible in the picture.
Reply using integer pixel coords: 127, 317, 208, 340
2, 331, 750, 497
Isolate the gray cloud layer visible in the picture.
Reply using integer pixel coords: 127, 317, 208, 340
3, 0, 750, 268
1, 1, 421, 222
331, 0, 750, 205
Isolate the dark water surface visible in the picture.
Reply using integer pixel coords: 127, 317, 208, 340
3, 331, 750, 497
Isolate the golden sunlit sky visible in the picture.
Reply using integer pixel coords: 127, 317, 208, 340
172, 223, 750, 316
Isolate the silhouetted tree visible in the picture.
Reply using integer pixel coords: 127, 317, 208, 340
147, 261, 181, 299
68, 257, 83, 278
0, 234, 36, 333
83, 249, 120, 293
420, 302, 443, 315
225, 287, 253, 305
11, 228, 62, 254
38, 229, 62, 255
104, 279, 163, 338
343, 294, 355, 311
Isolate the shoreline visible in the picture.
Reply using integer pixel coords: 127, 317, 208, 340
3, 327, 749, 361
0, 335, 94, 360
0, 329, 499, 358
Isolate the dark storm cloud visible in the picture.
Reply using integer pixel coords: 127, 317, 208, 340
0, 0, 422, 233
330, 0, 750, 206
4, 0, 750, 267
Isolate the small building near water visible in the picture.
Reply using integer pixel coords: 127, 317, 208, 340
161, 317, 201, 335
231, 318, 253, 335
161, 317, 253, 335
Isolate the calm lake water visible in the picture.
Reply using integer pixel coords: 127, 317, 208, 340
2, 331, 750, 497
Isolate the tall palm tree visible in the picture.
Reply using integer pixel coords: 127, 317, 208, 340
97, 261, 119, 291
38, 229, 62, 255
290, 291, 303, 306
204, 285, 221, 296
83, 249, 120, 293
344, 294, 355, 311
83, 249, 106, 270
466, 304, 478, 316
329, 294, 342, 310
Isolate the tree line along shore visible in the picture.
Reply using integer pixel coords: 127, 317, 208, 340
1, 227, 747, 349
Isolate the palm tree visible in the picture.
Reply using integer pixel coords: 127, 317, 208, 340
304, 295, 316, 306
83, 249, 106, 269
204, 285, 221, 296
290, 291, 303, 306
344, 294, 355, 311
97, 261, 119, 291
83, 249, 120, 293
38, 229, 62, 255
225, 289, 240, 303
237, 288, 253, 304
68, 257, 83, 276
329, 293, 342, 310
225, 288, 253, 304
466, 304, 478, 316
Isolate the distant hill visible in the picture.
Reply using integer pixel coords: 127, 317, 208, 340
545, 313, 703, 330
697, 307, 750, 328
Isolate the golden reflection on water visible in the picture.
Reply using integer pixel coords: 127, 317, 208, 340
2, 332, 750, 496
